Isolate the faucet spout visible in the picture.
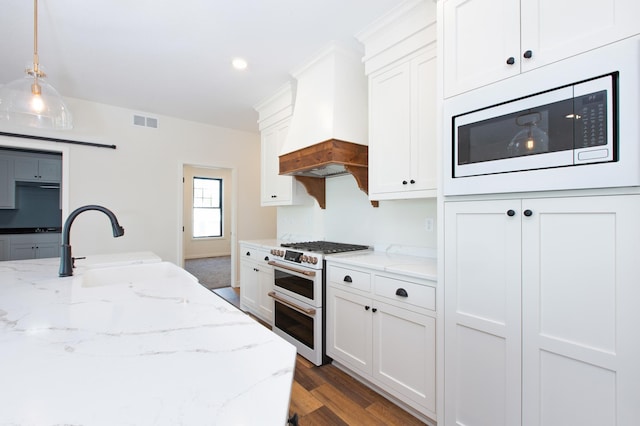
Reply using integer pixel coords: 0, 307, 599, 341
59, 205, 125, 277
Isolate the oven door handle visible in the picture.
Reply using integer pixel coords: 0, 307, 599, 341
267, 261, 316, 277
268, 291, 316, 316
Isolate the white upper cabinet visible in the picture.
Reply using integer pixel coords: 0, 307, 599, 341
369, 48, 437, 200
443, 0, 640, 98
254, 83, 305, 206
358, 0, 438, 201
0, 156, 15, 209
14, 156, 61, 183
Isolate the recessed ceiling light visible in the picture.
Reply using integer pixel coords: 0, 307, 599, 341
232, 58, 248, 71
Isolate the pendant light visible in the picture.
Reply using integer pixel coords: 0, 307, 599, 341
0, 0, 72, 130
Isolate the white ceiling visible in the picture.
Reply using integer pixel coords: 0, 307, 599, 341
0, 0, 405, 133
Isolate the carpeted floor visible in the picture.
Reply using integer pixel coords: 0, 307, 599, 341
184, 256, 231, 290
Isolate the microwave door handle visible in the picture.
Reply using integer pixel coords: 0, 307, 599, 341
267, 261, 316, 277
268, 291, 316, 316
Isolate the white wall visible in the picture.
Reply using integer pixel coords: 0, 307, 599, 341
182, 165, 233, 259
277, 174, 437, 250
0, 97, 277, 270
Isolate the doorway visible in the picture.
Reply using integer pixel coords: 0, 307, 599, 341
181, 164, 237, 291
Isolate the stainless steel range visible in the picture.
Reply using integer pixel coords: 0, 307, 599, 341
267, 241, 370, 365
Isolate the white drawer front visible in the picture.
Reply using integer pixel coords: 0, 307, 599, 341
374, 275, 435, 311
241, 247, 270, 264
328, 265, 371, 292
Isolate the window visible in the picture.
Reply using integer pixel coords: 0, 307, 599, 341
192, 177, 222, 238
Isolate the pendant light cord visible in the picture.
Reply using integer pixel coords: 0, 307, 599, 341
32, 0, 41, 77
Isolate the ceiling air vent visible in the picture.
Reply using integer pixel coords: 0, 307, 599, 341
133, 114, 158, 129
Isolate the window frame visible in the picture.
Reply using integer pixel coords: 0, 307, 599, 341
192, 176, 223, 239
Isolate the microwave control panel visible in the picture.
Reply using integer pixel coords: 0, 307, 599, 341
576, 90, 607, 148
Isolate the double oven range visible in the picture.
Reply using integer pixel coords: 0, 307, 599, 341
266, 241, 370, 366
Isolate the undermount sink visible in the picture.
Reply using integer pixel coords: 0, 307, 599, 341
77, 261, 198, 287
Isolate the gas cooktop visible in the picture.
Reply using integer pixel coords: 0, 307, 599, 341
280, 241, 370, 255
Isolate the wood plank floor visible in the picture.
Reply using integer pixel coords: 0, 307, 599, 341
212, 287, 428, 425
290, 355, 428, 425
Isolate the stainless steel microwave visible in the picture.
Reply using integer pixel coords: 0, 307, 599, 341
454, 74, 614, 178
443, 35, 640, 196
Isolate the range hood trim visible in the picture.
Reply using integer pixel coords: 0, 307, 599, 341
279, 139, 378, 209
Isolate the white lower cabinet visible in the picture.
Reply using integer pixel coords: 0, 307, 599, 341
327, 263, 436, 420
239, 244, 273, 325
8, 234, 61, 260
443, 194, 640, 426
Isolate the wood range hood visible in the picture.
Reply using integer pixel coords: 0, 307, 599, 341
279, 139, 378, 209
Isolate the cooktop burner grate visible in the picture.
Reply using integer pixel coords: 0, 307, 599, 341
280, 241, 370, 254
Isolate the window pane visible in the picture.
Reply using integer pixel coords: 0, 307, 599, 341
193, 178, 221, 208
193, 208, 221, 238
192, 177, 222, 238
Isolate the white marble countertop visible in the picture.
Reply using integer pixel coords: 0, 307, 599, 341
0, 253, 296, 425
326, 251, 437, 281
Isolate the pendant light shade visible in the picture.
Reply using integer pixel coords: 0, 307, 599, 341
0, 0, 73, 130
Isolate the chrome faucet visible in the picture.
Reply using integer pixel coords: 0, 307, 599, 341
59, 205, 125, 277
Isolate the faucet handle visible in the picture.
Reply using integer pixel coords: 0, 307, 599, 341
72, 256, 86, 268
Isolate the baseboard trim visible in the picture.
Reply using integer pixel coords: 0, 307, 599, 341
184, 253, 231, 260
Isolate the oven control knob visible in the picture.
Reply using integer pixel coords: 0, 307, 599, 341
278, 250, 285, 257
310, 257, 318, 264
301, 255, 308, 263
270, 249, 275, 255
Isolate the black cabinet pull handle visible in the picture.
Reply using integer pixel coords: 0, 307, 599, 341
524, 209, 533, 217
343, 275, 352, 283
264, 256, 269, 261
246, 251, 250, 256
506, 56, 516, 65
507, 209, 516, 217
395, 288, 408, 297
372, 308, 378, 313
523, 50, 533, 59
410, 179, 415, 184
365, 305, 370, 311
402, 180, 408, 185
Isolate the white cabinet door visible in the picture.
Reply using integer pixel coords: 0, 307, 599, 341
260, 119, 303, 206
413, 50, 438, 195
0, 237, 9, 261
326, 286, 373, 376
13, 157, 40, 181
240, 259, 259, 313
521, 195, 640, 426
256, 263, 274, 324
372, 301, 436, 416
521, 0, 640, 74
369, 60, 411, 196
369, 49, 437, 200
37, 158, 62, 182
443, 199, 522, 426
10, 243, 37, 260
0, 156, 15, 209
35, 242, 59, 259
443, 0, 520, 97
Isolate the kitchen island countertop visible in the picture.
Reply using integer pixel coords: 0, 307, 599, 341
0, 254, 296, 425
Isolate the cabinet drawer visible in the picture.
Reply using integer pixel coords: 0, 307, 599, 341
328, 265, 371, 292
241, 247, 271, 264
374, 275, 435, 311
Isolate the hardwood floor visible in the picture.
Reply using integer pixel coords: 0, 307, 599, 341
214, 287, 428, 425
290, 355, 428, 425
